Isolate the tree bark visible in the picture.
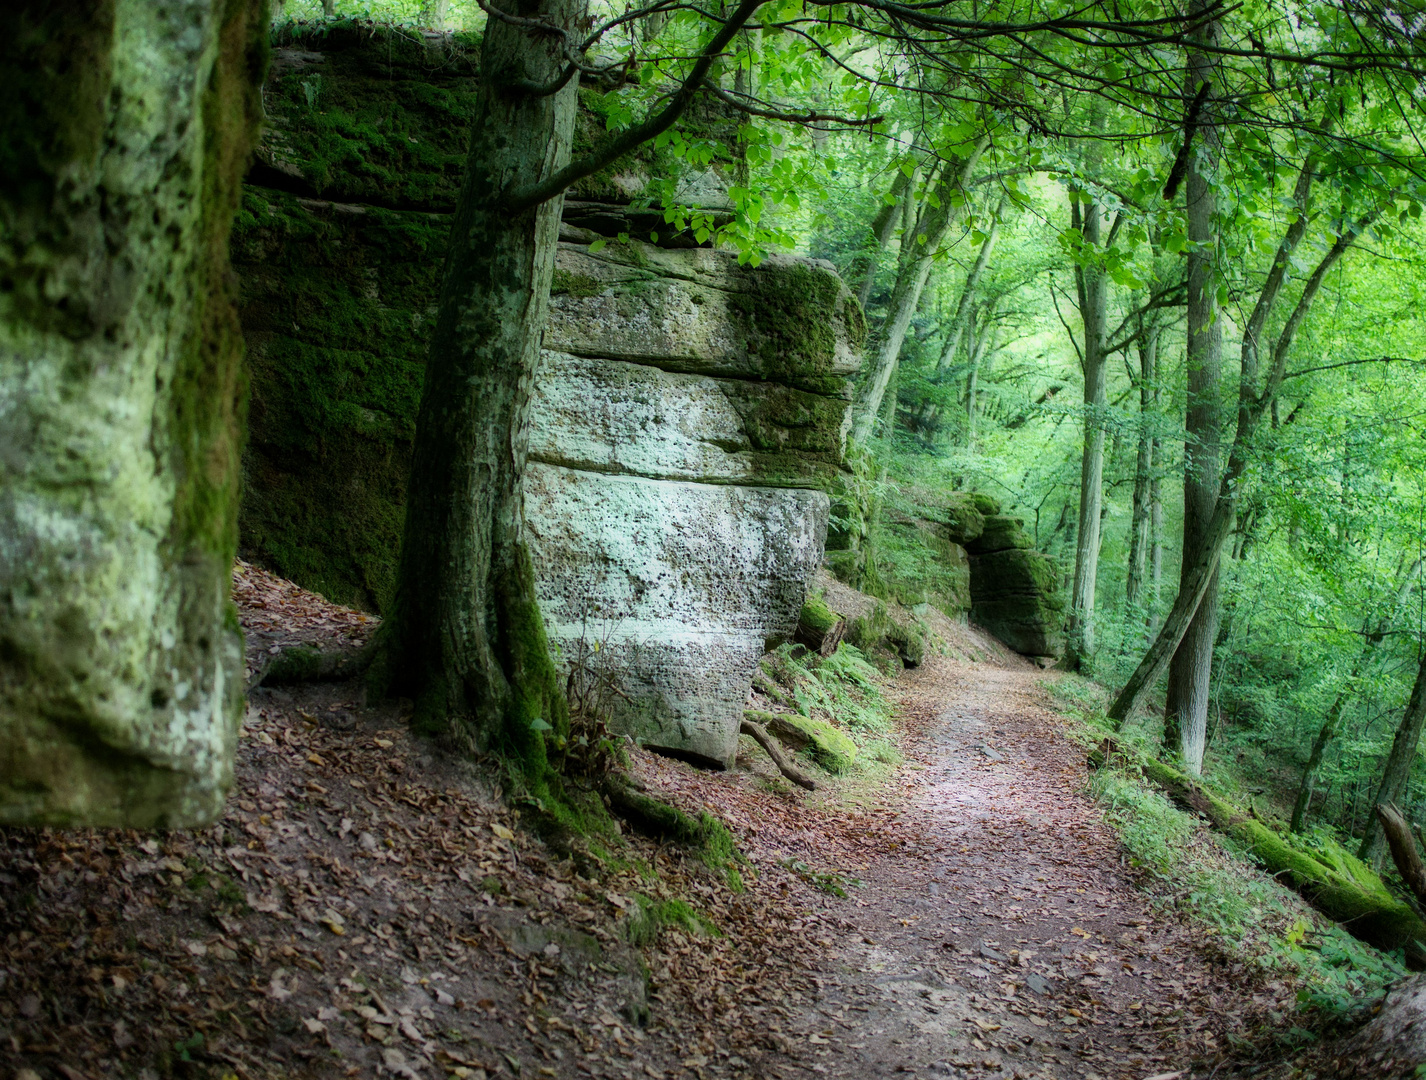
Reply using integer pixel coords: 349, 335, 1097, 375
384, 0, 584, 764
0, 0, 267, 827
1377, 802, 1426, 906
1065, 192, 1110, 670
1162, 10, 1224, 772
1125, 319, 1158, 610
1360, 650, 1426, 866
850, 139, 989, 443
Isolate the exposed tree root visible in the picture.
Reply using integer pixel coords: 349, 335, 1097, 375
739, 718, 817, 791
603, 773, 720, 847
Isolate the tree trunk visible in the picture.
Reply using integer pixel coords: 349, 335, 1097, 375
420, 0, 448, 29
1149, 435, 1164, 627
1162, 12, 1225, 773
0, 0, 267, 827
1377, 802, 1426, 906
1125, 320, 1158, 610
961, 301, 1000, 449
856, 167, 915, 311
1065, 193, 1109, 670
850, 139, 989, 443
384, 0, 584, 768
1360, 650, 1426, 867
1110, 202, 1375, 727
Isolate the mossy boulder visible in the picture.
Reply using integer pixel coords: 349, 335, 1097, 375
967, 516, 1065, 659
233, 191, 442, 610
965, 514, 1033, 554
750, 711, 858, 774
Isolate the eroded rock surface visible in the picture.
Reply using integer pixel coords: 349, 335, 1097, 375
528, 236, 862, 766
233, 27, 861, 768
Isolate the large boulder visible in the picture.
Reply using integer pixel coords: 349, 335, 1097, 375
528, 236, 862, 766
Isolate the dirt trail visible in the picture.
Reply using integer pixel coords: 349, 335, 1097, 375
0, 568, 1278, 1080
755, 654, 1263, 1080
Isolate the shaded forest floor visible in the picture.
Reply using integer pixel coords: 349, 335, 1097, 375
0, 566, 1380, 1080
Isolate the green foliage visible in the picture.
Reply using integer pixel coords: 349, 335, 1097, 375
762, 643, 893, 735
778, 858, 863, 898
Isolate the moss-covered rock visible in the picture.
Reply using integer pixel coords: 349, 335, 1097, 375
965, 514, 1033, 554
748, 710, 858, 774
964, 514, 1065, 659
233, 191, 444, 610
259, 26, 482, 209
1134, 753, 1426, 951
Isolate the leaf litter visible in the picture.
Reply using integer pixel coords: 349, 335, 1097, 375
0, 564, 1310, 1079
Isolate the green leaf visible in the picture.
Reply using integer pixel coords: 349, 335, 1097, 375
530, 717, 554, 733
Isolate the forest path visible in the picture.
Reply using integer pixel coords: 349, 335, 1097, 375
766, 654, 1255, 1080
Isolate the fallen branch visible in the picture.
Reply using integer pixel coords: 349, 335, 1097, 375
739, 718, 818, 791
1110, 740, 1426, 951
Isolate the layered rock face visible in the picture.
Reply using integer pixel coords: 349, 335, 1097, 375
530, 239, 861, 765
869, 491, 1065, 660
233, 27, 861, 767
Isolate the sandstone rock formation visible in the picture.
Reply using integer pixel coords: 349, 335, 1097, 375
233, 27, 862, 767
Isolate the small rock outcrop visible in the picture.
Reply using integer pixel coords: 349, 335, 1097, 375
952, 496, 1065, 660
842, 489, 1065, 661
233, 27, 862, 768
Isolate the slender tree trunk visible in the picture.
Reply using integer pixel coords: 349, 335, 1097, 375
1149, 432, 1164, 627
937, 196, 1007, 378
1110, 189, 1378, 730
855, 167, 915, 311
1126, 320, 1159, 610
964, 302, 999, 448
850, 139, 989, 443
1065, 194, 1109, 670
1292, 696, 1348, 834
1361, 650, 1426, 867
323, 0, 336, 15
385, 0, 584, 762
0, 0, 268, 826
420, 0, 448, 29
1162, 9, 1224, 772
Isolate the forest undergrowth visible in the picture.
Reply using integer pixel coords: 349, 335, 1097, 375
1044, 676, 1410, 1061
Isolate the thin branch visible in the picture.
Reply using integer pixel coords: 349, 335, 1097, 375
703, 83, 883, 126
505, 0, 768, 212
